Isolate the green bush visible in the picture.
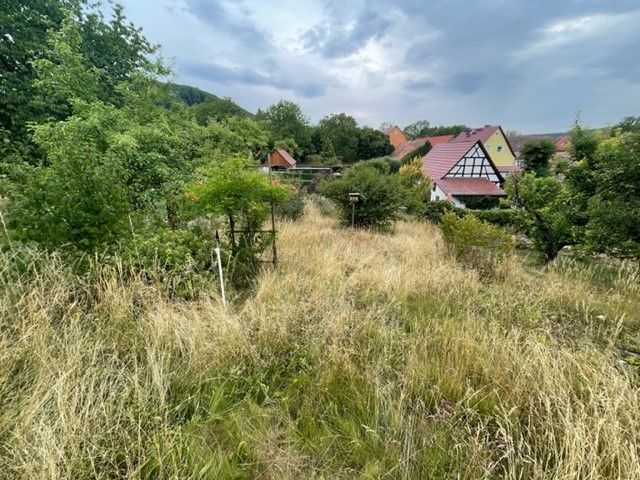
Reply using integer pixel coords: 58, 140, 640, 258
423, 200, 458, 225
440, 212, 514, 278
468, 208, 529, 233
318, 164, 407, 229
276, 186, 306, 221
124, 227, 216, 298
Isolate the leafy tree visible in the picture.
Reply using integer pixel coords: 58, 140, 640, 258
505, 173, 575, 262
614, 116, 640, 134
357, 127, 393, 160
0, 1, 157, 164
520, 139, 556, 176
584, 132, 640, 258
8, 105, 131, 251
403, 120, 430, 139
256, 100, 310, 154
569, 116, 598, 164
398, 157, 431, 213
186, 157, 290, 281
170, 83, 215, 106
318, 163, 407, 229
318, 113, 360, 163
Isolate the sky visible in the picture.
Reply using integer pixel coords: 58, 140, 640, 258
113, 0, 640, 133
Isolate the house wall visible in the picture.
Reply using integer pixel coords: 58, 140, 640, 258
389, 127, 407, 148
483, 130, 515, 166
269, 150, 291, 168
430, 184, 466, 208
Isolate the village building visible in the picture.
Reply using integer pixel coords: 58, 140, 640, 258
422, 140, 506, 208
451, 125, 517, 168
264, 148, 297, 170
388, 125, 453, 162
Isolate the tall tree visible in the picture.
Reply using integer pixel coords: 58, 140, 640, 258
521, 139, 556, 176
357, 127, 393, 160
256, 100, 310, 153
403, 120, 430, 139
318, 113, 359, 163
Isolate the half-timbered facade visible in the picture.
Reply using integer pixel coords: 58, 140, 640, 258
422, 140, 506, 208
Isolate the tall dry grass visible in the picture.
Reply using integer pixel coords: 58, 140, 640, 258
0, 204, 638, 478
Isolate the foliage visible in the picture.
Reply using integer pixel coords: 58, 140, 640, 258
398, 157, 431, 213
275, 184, 306, 221
505, 173, 575, 262
0, 1, 157, 164
170, 82, 214, 105
569, 116, 598, 164
423, 200, 457, 225
318, 113, 360, 163
256, 100, 311, 156
584, 132, 640, 259
468, 208, 529, 233
124, 226, 216, 298
192, 96, 251, 124
186, 157, 290, 283
318, 164, 407, 229
360, 157, 400, 174
403, 120, 431, 139
440, 212, 514, 278
356, 127, 393, 160
521, 139, 556, 176
8, 104, 131, 252
455, 195, 501, 210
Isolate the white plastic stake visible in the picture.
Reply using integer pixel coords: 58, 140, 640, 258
214, 231, 226, 307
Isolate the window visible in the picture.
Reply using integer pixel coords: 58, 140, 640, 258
497, 145, 503, 152
435, 196, 440, 201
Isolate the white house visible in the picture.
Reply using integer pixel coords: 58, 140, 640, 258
422, 140, 506, 208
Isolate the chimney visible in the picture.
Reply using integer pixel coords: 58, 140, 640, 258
485, 124, 491, 127
464, 128, 471, 137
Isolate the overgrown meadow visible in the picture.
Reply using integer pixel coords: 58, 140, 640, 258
1, 204, 639, 479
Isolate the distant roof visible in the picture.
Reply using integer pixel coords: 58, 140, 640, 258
555, 135, 571, 151
452, 125, 500, 144
391, 137, 427, 159
275, 148, 296, 166
435, 178, 506, 196
391, 135, 453, 160
497, 165, 523, 175
422, 140, 479, 179
427, 134, 453, 146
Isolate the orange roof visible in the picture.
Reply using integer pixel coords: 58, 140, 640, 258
275, 148, 296, 167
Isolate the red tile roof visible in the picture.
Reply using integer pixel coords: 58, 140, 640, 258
390, 137, 428, 159
422, 140, 478, 179
435, 178, 506, 196
276, 148, 297, 167
427, 134, 453, 146
452, 125, 499, 144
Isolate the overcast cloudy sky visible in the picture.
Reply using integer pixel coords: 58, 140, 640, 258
114, 0, 640, 133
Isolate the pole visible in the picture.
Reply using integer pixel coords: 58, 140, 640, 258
351, 202, 356, 228
214, 230, 226, 307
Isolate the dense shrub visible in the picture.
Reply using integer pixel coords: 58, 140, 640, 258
318, 164, 407, 229
276, 186, 306, 220
440, 212, 514, 278
124, 227, 216, 298
423, 200, 458, 225
455, 195, 500, 210
468, 208, 529, 233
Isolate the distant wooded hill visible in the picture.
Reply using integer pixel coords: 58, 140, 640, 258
169, 83, 252, 120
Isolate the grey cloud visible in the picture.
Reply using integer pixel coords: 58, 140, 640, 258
301, 7, 391, 58
181, 61, 328, 98
183, 0, 271, 51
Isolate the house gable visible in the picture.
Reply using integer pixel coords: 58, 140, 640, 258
444, 142, 502, 184
388, 126, 407, 148
483, 127, 516, 166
